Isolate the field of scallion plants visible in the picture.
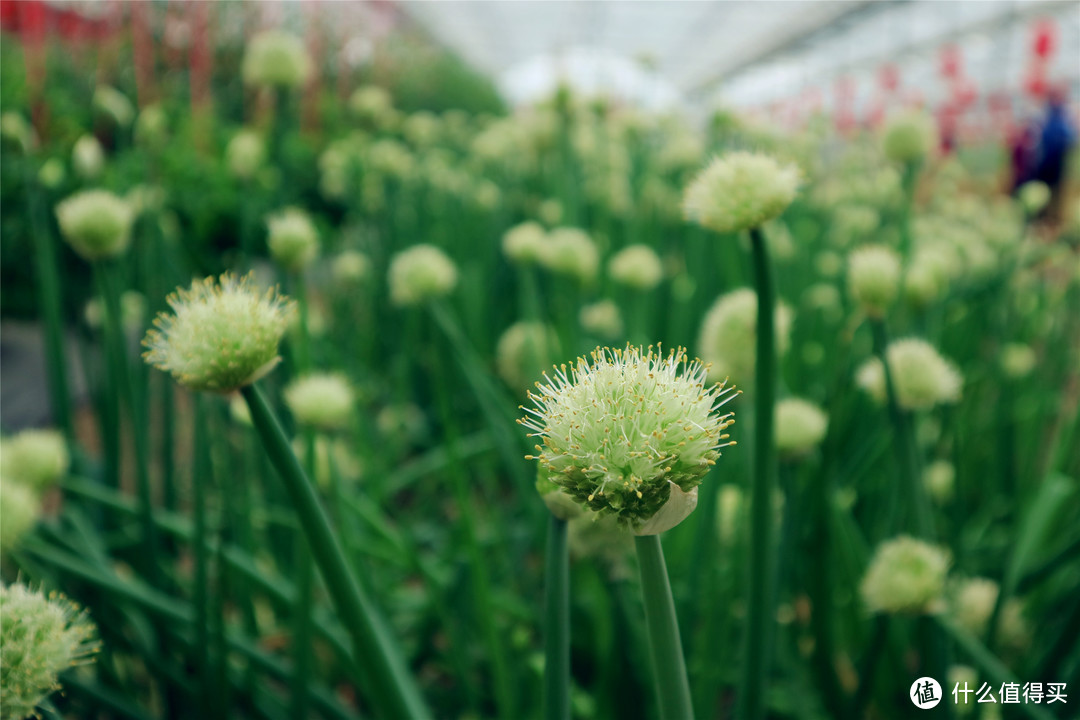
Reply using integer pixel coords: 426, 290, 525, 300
2, 16, 1079, 720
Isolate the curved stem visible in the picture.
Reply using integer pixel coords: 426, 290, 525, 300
240, 383, 431, 720
635, 534, 694, 720
739, 227, 778, 720
544, 516, 570, 720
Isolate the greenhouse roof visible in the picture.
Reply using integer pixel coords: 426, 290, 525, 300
402, 0, 1080, 110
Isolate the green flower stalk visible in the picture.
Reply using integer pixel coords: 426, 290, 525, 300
0, 583, 99, 719
696, 288, 792, 387
388, 245, 459, 306
143, 272, 296, 393
55, 190, 134, 261
861, 535, 950, 615
684, 151, 797, 720
523, 345, 737, 720
520, 345, 738, 534
145, 273, 430, 719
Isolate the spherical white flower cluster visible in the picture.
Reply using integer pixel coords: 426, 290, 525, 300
860, 535, 950, 614
847, 244, 900, 318
72, 135, 104, 179
243, 30, 312, 89
496, 321, 559, 395
1, 430, 68, 492
388, 245, 458, 306
949, 577, 998, 636
502, 221, 547, 265
538, 227, 599, 283
697, 288, 793, 386
579, 300, 624, 340
227, 130, 265, 180
0, 583, 99, 719
774, 398, 828, 457
856, 338, 962, 411
608, 244, 664, 290
520, 345, 738, 533
55, 190, 134, 261
143, 272, 296, 393
882, 109, 938, 165
331, 250, 372, 286
266, 207, 320, 272
92, 85, 134, 128
284, 373, 355, 432
683, 152, 800, 234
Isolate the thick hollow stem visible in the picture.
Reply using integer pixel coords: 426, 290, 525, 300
740, 227, 778, 720
94, 262, 159, 585
870, 319, 933, 538
543, 516, 570, 720
26, 158, 74, 442
635, 534, 694, 720
240, 383, 431, 720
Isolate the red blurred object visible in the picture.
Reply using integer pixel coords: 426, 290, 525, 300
1032, 18, 1057, 60
833, 75, 856, 133
878, 63, 900, 92
1025, 65, 1049, 98
951, 77, 977, 109
1, 0, 118, 41
939, 44, 963, 80
988, 91, 1011, 113
865, 99, 885, 128
130, 2, 156, 106
188, 2, 212, 112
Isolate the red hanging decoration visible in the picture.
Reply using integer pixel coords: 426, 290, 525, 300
1032, 18, 1056, 60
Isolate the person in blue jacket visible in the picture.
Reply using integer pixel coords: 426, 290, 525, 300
1033, 86, 1076, 221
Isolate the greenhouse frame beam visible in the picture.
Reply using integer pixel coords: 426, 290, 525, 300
685, 0, 880, 96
